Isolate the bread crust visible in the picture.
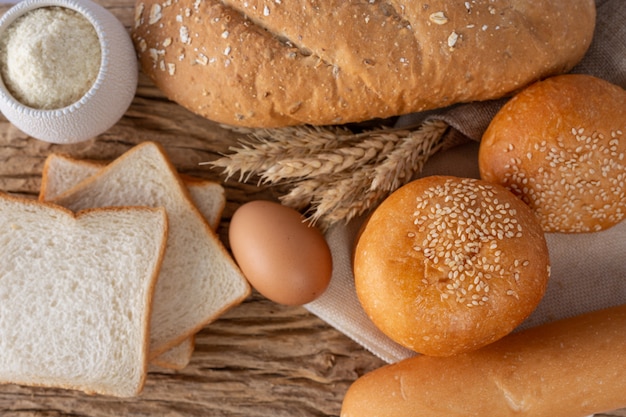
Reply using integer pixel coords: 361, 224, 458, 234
479, 74, 626, 233
131, 0, 595, 127
341, 304, 626, 417
353, 176, 549, 356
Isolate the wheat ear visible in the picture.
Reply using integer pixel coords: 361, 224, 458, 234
209, 119, 449, 229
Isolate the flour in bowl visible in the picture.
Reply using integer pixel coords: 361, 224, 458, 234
0, 6, 101, 109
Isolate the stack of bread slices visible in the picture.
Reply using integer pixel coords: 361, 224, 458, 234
0, 141, 250, 397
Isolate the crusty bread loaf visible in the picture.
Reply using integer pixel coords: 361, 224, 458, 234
39, 153, 227, 370
354, 176, 550, 356
47, 142, 251, 359
479, 74, 626, 233
0, 192, 168, 397
341, 303, 626, 417
132, 0, 595, 128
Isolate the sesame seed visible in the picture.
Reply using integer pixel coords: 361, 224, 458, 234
506, 289, 519, 299
494, 126, 626, 232
410, 178, 527, 308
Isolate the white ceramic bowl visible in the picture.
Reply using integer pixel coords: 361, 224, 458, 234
0, 0, 138, 144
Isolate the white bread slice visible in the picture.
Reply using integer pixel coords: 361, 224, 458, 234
40, 154, 226, 230
150, 336, 196, 370
47, 142, 250, 358
40, 154, 226, 370
0, 192, 168, 397
179, 175, 226, 231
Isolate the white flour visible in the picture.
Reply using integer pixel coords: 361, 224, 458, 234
0, 6, 101, 109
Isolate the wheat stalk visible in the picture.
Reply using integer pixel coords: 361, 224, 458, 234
209, 119, 449, 229
371, 120, 447, 192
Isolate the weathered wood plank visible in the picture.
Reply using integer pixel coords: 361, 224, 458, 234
0, 1, 624, 416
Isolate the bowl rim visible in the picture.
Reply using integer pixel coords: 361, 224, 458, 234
0, 0, 111, 118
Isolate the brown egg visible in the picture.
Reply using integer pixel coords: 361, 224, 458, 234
229, 200, 332, 305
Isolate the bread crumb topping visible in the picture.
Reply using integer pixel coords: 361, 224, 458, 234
0, 7, 101, 110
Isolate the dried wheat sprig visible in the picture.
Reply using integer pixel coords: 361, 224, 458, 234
371, 119, 448, 192
301, 171, 384, 228
261, 137, 396, 183
277, 120, 449, 228
209, 125, 351, 182
277, 171, 378, 227
211, 124, 400, 182
278, 177, 325, 211
208, 119, 449, 229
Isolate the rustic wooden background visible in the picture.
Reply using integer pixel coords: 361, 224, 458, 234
0, 0, 625, 416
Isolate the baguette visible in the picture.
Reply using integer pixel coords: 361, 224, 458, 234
40, 153, 227, 370
341, 304, 626, 417
132, 0, 595, 128
46, 142, 251, 359
0, 192, 168, 397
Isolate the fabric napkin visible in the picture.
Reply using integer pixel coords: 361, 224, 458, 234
305, 0, 626, 364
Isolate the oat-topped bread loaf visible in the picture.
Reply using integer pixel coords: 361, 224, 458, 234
132, 0, 595, 128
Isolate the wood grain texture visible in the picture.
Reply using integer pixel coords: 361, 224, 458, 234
0, 71, 382, 417
0, 2, 624, 416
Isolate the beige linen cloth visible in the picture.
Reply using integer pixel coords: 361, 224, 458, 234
305, 0, 626, 364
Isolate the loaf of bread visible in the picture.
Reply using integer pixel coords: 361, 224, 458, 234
131, 0, 596, 128
479, 74, 626, 233
354, 176, 550, 356
40, 153, 227, 370
0, 192, 168, 397
341, 303, 626, 417
46, 142, 251, 359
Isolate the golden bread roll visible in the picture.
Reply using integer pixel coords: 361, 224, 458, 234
353, 176, 549, 356
341, 304, 626, 417
479, 74, 626, 233
131, 0, 595, 127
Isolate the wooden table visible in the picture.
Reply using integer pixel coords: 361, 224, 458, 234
0, 1, 624, 416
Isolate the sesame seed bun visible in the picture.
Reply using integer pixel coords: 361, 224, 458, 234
478, 74, 626, 233
353, 176, 550, 357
